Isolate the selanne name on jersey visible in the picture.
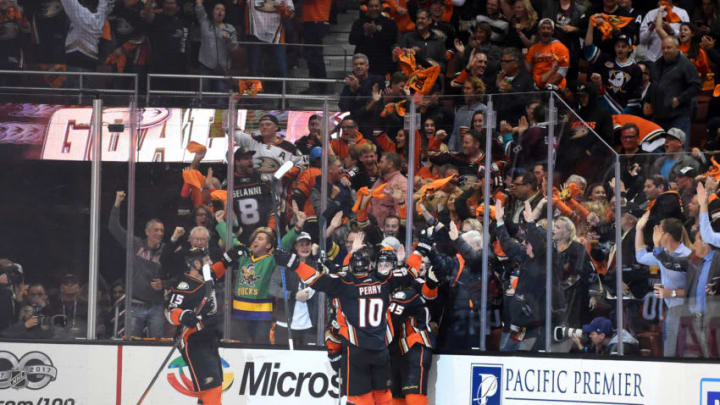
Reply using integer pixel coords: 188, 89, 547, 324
233, 186, 263, 198
359, 284, 382, 296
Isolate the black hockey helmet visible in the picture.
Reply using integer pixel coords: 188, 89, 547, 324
185, 247, 209, 269
376, 248, 397, 276
349, 245, 376, 276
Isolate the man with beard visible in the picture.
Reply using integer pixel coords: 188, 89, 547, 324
398, 8, 447, 70
429, 129, 485, 176
348, 0, 398, 76
294, 114, 323, 155
525, 18, 570, 90
224, 146, 275, 245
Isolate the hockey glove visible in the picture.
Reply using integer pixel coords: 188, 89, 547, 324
415, 227, 434, 257
179, 309, 200, 328
221, 244, 249, 267
274, 249, 300, 271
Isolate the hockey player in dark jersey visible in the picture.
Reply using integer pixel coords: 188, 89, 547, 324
230, 146, 275, 245
165, 247, 223, 405
275, 244, 417, 405
382, 248, 439, 405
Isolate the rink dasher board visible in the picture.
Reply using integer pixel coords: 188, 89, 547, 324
2, 341, 720, 405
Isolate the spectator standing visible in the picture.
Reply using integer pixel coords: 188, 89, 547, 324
398, 8, 447, 70
195, 0, 238, 92
107, 0, 149, 75
635, 212, 690, 357
549, 0, 584, 81
24, 0, 68, 65
301, 0, 331, 93
494, 47, 534, 123
109, 190, 167, 338
475, 0, 511, 46
647, 37, 700, 141
143, 0, 189, 86
639, 0, 690, 61
580, 0, 637, 56
585, 21, 643, 114
338, 53, 385, 121
0, 0, 30, 72
233, 114, 304, 175
59, 0, 114, 78
246, 0, 294, 84
525, 18, 570, 90
448, 77, 487, 153
650, 228, 720, 358
348, 0, 398, 78
294, 114, 323, 155
650, 128, 699, 180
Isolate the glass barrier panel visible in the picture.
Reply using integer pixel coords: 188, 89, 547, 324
619, 145, 720, 359
550, 92, 623, 355
0, 100, 93, 341
217, 95, 336, 347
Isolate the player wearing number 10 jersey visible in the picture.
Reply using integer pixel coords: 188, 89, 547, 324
276, 245, 416, 405
232, 147, 275, 245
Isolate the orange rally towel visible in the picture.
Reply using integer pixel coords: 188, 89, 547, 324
590, 13, 634, 40
187, 141, 207, 153
182, 169, 206, 189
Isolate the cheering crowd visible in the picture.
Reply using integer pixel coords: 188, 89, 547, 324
3, 0, 720, 376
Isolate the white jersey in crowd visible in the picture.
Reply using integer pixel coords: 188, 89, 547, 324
233, 130, 305, 175
247, 0, 294, 43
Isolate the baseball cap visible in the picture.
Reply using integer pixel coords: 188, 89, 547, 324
258, 114, 279, 126
677, 165, 697, 178
62, 273, 79, 285
615, 34, 633, 47
582, 316, 613, 336
665, 127, 686, 144
234, 146, 255, 160
310, 147, 323, 162
538, 18, 555, 30
295, 232, 312, 244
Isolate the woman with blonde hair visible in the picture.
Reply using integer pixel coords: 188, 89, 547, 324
553, 215, 596, 329
502, 0, 538, 48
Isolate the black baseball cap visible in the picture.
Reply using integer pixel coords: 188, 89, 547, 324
234, 146, 255, 161
615, 34, 632, 47
258, 114, 279, 126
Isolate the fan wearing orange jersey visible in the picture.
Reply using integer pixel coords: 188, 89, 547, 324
525, 18, 570, 90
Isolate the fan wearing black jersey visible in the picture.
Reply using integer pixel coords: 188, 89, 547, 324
229, 146, 275, 245
275, 244, 416, 405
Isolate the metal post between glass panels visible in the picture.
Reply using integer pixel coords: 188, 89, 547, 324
317, 98, 330, 345
225, 97, 238, 340
480, 96, 495, 351
124, 96, 138, 339
614, 154, 624, 355
545, 94, 557, 352
87, 98, 103, 340
405, 100, 417, 255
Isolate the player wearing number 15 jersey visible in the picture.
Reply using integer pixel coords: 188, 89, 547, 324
275, 245, 416, 405
232, 147, 275, 245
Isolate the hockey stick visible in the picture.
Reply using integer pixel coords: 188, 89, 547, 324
136, 275, 214, 405
273, 161, 295, 350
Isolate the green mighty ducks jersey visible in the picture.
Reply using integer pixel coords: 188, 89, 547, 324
233, 253, 276, 321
